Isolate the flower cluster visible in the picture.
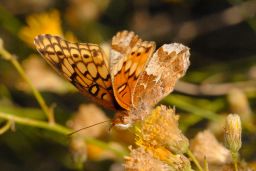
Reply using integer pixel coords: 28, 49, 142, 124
124, 105, 192, 171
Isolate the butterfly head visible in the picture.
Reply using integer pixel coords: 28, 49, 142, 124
112, 110, 132, 129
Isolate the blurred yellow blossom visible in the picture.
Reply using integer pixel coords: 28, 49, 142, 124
19, 9, 76, 47
67, 104, 109, 138
17, 55, 69, 93
87, 142, 125, 161
228, 88, 252, 123
66, 0, 110, 25
135, 105, 189, 154
68, 104, 115, 163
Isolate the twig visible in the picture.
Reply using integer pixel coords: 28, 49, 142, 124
175, 80, 256, 96
174, 0, 256, 42
0, 111, 68, 134
0, 39, 55, 124
139, 0, 256, 42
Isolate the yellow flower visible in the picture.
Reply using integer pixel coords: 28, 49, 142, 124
135, 105, 189, 154
130, 105, 192, 170
19, 10, 77, 47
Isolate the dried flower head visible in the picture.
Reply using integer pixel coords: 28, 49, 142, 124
68, 104, 120, 162
224, 114, 242, 153
190, 130, 231, 165
125, 146, 192, 171
124, 147, 172, 171
167, 152, 192, 171
135, 105, 189, 154
67, 104, 109, 138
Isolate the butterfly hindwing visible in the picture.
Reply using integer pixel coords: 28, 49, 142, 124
34, 34, 116, 109
133, 43, 190, 109
110, 31, 156, 110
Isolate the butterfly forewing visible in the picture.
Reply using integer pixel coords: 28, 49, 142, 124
34, 34, 116, 109
110, 30, 141, 68
110, 31, 156, 110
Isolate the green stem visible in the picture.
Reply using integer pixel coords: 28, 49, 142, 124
0, 120, 12, 134
0, 46, 55, 124
0, 111, 127, 157
0, 112, 68, 134
231, 152, 239, 171
204, 157, 209, 171
187, 150, 203, 171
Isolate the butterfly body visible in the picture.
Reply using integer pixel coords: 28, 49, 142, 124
34, 31, 190, 128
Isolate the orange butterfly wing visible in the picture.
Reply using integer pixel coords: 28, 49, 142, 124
34, 34, 116, 109
110, 31, 156, 110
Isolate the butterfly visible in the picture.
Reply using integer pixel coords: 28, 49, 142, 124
34, 30, 190, 129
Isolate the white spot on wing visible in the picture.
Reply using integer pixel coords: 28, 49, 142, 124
110, 50, 122, 67
145, 43, 190, 78
120, 32, 133, 47
162, 43, 186, 54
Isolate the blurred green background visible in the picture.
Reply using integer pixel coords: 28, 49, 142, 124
0, 0, 256, 171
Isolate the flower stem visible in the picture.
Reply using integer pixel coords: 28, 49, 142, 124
231, 152, 239, 171
204, 157, 209, 171
0, 44, 55, 124
0, 112, 68, 134
0, 120, 12, 134
0, 111, 126, 157
187, 150, 203, 171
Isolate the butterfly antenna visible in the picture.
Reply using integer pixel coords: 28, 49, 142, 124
68, 120, 111, 137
